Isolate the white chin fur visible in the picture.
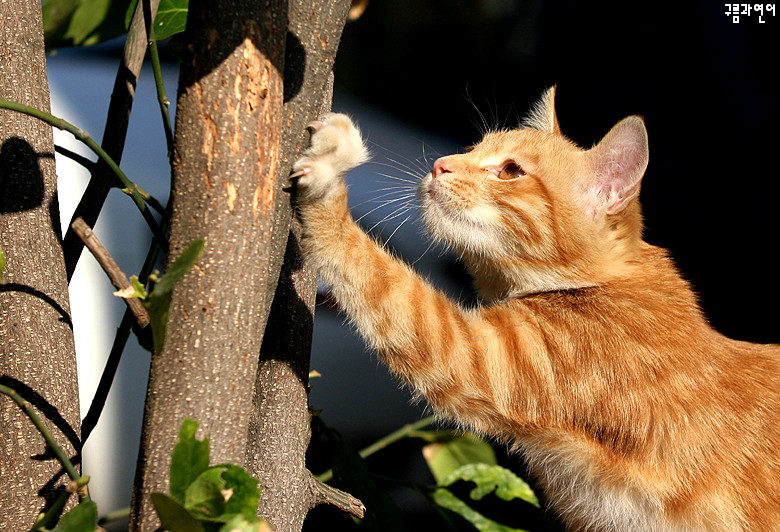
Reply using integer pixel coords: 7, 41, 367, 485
420, 195, 502, 257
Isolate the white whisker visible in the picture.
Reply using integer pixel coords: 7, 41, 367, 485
381, 213, 413, 249
354, 194, 416, 224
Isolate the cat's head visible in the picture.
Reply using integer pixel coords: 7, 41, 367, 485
419, 87, 649, 299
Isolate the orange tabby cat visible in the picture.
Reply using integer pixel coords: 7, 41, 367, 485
291, 88, 780, 531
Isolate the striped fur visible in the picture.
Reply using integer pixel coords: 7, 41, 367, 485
292, 94, 780, 531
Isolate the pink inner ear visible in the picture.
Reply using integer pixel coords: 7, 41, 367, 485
586, 117, 649, 217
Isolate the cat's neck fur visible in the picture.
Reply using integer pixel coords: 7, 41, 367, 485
464, 209, 646, 301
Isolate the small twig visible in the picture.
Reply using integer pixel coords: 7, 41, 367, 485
0, 99, 164, 217
0, 99, 168, 265
28, 477, 92, 532
54, 144, 95, 170
81, 312, 135, 443
0, 384, 85, 500
98, 506, 130, 526
28, 488, 70, 532
81, 218, 167, 443
148, 37, 174, 159
70, 217, 150, 328
316, 415, 438, 483
59, 0, 162, 280
310, 475, 366, 519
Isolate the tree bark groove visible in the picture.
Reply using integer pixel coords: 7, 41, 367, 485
131, 1, 354, 529
0, 0, 80, 528
130, 1, 289, 529
245, 1, 354, 530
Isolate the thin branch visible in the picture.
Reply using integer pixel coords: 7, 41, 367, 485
28, 477, 91, 532
81, 311, 136, 443
310, 475, 366, 519
70, 217, 150, 328
0, 99, 167, 252
54, 144, 95, 170
59, 0, 162, 281
316, 415, 438, 483
0, 384, 86, 501
98, 506, 131, 526
148, 38, 175, 158
80, 220, 167, 443
0, 100, 162, 214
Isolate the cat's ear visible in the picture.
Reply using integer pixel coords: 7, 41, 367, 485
582, 116, 649, 217
522, 86, 561, 134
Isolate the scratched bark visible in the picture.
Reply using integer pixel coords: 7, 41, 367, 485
130, 1, 288, 529
244, 1, 353, 530
0, 0, 80, 528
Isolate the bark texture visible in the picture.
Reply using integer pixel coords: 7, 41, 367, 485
244, 1, 356, 530
130, 0, 289, 529
0, 0, 80, 528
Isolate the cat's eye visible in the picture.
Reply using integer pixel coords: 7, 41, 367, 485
496, 161, 526, 180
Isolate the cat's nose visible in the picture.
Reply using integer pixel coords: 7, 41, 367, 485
432, 157, 453, 178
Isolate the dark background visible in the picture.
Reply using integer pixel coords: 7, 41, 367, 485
334, 0, 779, 342
304, 1, 779, 529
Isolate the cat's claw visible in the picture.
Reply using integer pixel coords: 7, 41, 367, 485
292, 112, 369, 202
306, 119, 327, 132
289, 166, 312, 179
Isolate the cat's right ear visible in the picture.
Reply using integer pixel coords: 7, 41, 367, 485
522, 86, 561, 134
582, 116, 649, 218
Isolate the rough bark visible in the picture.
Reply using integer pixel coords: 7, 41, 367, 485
244, 2, 357, 530
0, 0, 80, 529
130, 0, 289, 529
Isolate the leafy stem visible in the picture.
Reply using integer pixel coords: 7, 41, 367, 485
148, 37, 175, 159
0, 99, 166, 235
0, 384, 87, 502
316, 414, 438, 483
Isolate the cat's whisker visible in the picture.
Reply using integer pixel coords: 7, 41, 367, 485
367, 200, 416, 232
354, 194, 415, 224
410, 235, 441, 267
380, 213, 414, 250
370, 170, 420, 186
367, 140, 433, 176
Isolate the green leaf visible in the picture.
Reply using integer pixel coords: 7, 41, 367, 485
184, 464, 260, 522
422, 432, 497, 485
431, 488, 529, 532
153, 238, 205, 295
126, 0, 188, 39
153, 0, 189, 40
170, 418, 211, 503
43, 0, 132, 48
144, 238, 205, 353
52, 500, 98, 532
184, 467, 229, 520
218, 514, 272, 532
151, 492, 206, 532
217, 464, 261, 517
440, 463, 539, 508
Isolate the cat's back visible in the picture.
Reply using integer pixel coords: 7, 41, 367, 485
497, 245, 780, 531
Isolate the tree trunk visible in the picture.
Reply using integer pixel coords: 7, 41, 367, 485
0, 0, 80, 529
130, 0, 289, 528
244, 2, 357, 530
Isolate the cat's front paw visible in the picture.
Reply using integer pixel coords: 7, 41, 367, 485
292, 113, 369, 202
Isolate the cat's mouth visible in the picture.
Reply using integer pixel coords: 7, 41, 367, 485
422, 177, 453, 214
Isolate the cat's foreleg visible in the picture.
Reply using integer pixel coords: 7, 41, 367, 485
292, 114, 502, 415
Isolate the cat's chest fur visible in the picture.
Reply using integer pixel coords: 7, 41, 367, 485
292, 90, 780, 530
